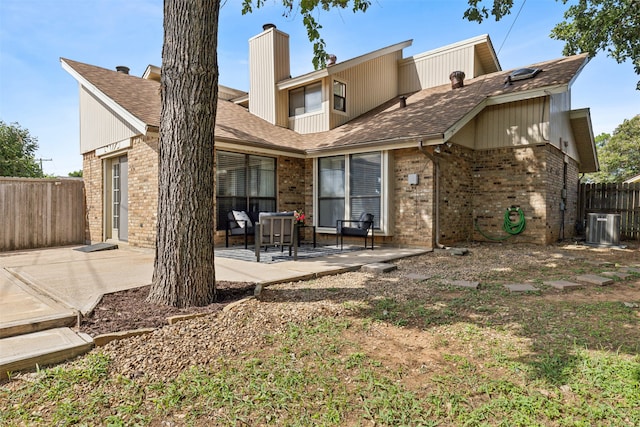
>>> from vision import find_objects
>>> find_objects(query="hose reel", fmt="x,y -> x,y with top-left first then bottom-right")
475,206 -> 526,241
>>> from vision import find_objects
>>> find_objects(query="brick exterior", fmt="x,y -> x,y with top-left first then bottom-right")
82,150 -> 103,244
127,135 -> 159,248
83,139 -> 580,249
392,148 -> 435,247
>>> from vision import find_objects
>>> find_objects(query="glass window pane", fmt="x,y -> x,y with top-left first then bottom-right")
248,155 -> 276,197
319,156 -> 345,197
319,198 -> 344,228
305,82 -> 322,113
217,151 -> 246,197
333,81 -> 345,97
289,87 -> 305,116
350,152 -> 381,197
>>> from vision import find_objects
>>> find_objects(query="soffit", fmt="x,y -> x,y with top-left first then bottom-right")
570,108 -> 598,173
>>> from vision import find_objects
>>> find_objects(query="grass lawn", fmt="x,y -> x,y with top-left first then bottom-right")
1,243 -> 639,426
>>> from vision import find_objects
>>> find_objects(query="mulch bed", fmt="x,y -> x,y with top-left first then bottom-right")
79,282 -> 255,336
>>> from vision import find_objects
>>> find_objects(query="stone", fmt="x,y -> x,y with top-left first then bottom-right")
619,267 -> 640,274
575,274 -> 614,286
405,273 -> 431,281
93,328 -> 155,347
361,263 -> 397,273
545,280 -> 584,290
600,271 -> 630,280
504,283 -> 540,293
623,302 -> 639,308
448,280 -> 480,289
448,248 -> 469,256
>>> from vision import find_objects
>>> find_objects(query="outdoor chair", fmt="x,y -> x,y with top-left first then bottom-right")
225,210 -> 258,249
336,213 -> 374,250
255,212 -> 297,262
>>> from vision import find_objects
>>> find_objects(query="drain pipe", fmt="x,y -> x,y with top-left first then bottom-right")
418,140 -> 446,249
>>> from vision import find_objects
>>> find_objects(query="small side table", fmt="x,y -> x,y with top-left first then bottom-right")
296,225 -> 316,248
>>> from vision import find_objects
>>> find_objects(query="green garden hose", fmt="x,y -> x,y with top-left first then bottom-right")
474,207 -> 526,241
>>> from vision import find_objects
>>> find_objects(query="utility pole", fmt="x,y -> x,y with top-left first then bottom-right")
36,158 -> 52,174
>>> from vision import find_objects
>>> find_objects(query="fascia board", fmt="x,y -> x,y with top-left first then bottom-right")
215,139 -> 306,158
61,59 -> 147,135
277,40 -> 413,91
305,134 -> 444,157
485,84 -> 568,106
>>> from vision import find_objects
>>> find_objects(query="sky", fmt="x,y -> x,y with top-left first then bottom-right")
1,0 -> 638,177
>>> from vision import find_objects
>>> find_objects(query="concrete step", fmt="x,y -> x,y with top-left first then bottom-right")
0,269 -> 78,339
0,327 -> 94,380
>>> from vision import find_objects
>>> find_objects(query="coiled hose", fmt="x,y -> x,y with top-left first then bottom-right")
475,207 -> 526,241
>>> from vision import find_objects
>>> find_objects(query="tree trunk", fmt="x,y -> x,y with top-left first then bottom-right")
147,0 -> 219,307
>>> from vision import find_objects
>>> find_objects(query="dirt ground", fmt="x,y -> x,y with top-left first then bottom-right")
71,240 -> 639,384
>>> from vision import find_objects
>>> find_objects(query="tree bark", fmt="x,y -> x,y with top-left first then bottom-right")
147,0 -> 219,307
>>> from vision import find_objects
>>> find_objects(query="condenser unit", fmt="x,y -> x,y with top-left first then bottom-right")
586,213 -> 621,246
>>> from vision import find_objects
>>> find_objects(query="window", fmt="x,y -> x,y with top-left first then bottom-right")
333,81 -> 346,112
317,152 -> 382,229
216,151 -> 276,230
289,82 -> 322,116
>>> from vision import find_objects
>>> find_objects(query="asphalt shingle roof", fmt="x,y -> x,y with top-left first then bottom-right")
62,53 -> 588,154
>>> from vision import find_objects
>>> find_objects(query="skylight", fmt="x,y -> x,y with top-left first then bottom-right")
509,68 -> 541,81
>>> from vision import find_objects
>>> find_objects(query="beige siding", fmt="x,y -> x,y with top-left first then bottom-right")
330,51 -> 401,128
450,118 -> 476,149
288,110 -> 329,133
399,46 -> 474,94
249,28 -> 290,125
549,91 -> 579,159
474,97 -> 550,149
79,87 -> 137,154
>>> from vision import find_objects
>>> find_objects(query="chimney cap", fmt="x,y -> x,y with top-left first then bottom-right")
449,70 -> 465,89
116,65 -> 130,74
262,23 -> 276,31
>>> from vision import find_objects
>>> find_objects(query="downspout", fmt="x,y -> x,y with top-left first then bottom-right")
418,140 -> 446,249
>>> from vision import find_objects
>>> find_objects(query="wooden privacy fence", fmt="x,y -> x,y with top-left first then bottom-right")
0,177 -> 85,251
578,182 -> 640,240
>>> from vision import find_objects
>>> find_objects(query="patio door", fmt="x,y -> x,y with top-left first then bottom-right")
109,156 -> 128,241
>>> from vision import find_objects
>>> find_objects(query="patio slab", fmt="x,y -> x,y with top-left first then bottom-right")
575,274 -> 614,286
504,283 -> 540,293
545,280 -> 584,290
361,263 -> 398,273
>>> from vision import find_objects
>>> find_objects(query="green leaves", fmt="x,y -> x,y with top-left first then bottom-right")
0,120 -> 44,177
464,0 -> 640,90
586,115 -> 640,182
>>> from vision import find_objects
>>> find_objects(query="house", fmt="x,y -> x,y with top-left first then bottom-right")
61,25 -> 598,249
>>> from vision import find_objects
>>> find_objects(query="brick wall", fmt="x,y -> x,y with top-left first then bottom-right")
82,150 -> 103,244
392,148 -> 435,247
438,144 -> 474,245
127,135 -> 159,248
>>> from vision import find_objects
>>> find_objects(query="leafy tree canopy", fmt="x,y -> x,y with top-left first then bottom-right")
585,115 -> 640,183
0,120 -> 44,178
242,0 -> 371,69
464,0 -> 640,90
68,170 -> 83,177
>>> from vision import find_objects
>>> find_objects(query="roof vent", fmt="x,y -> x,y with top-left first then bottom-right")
508,68 -> 541,82
262,23 -> 276,31
327,54 -> 337,67
399,96 -> 407,108
115,66 -> 130,74
449,71 -> 465,89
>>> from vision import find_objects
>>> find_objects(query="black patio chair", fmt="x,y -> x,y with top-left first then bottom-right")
225,210 -> 255,249
336,213 -> 374,250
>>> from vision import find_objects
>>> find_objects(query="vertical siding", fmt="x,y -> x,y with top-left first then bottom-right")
79,87 -> 137,154
331,51 -> 401,128
549,91 -> 578,157
399,46 -> 474,93
249,29 -> 290,125
0,178 -> 85,251
474,97 -> 549,149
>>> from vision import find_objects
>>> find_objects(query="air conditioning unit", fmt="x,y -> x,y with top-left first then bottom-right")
586,213 -> 621,246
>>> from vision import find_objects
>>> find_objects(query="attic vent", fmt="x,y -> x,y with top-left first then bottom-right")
115,66 -> 130,74
509,68 -> 541,81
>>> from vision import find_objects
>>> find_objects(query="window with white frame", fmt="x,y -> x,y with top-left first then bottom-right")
317,152 -> 382,229
333,80 -> 346,112
289,82 -> 322,116
216,151 -> 276,230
